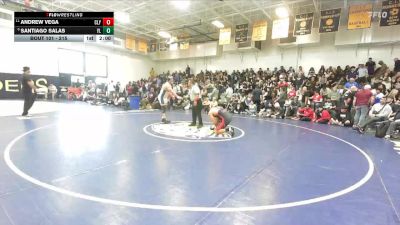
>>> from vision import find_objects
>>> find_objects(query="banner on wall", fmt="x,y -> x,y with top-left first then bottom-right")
272,18 -> 289,39
252,20 -> 267,41
0,73 -> 60,99
235,24 -> 249,42
348,3 -> 372,29
180,42 -> 189,50
125,35 -> 136,50
294,13 -> 314,36
319,8 -> 341,33
159,42 -> 169,51
148,42 -> 157,52
138,41 -> 147,53
380,0 -> 400,26
219,28 -> 231,45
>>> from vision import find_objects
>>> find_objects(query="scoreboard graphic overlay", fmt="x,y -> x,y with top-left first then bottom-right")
14,12 -> 114,43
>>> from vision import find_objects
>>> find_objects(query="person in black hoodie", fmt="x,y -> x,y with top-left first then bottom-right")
21,66 -> 37,116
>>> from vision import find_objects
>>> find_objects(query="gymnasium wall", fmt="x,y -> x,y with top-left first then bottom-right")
0,26 -> 155,86
1,7 -> 400,85
156,33 -> 400,74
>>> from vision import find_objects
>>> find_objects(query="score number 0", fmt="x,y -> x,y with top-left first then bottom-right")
103,18 -> 114,26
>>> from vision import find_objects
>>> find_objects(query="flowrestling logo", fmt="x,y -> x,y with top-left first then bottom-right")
143,121 -> 244,142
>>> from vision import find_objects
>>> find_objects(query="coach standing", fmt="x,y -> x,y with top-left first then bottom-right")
189,79 -> 203,128
22,66 -> 37,116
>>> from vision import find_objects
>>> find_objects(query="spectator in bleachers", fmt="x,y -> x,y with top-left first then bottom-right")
394,58 -> 400,73
107,80 -> 115,99
297,104 -> 315,121
126,82 -> 133,95
115,82 -> 121,95
366,57 -> 376,77
48,84 -> 57,101
308,67 -> 315,77
315,106 -> 331,124
186,65 -> 191,76
353,84 -> 373,129
358,96 -> 393,133
75,78 -> 82,88
247,100 -> 257,116
285,96 -> 300,118
311,90 -> 323,111
385,108 -> 400,139
375,60 -> 389,81
357,64 -> 368,84
150,68 -> 156,78
373,86 -> 385,104
345,78 -> 359,90
346,66 -> 358,81
299,86 -> 312,106
318,65 -> 326,76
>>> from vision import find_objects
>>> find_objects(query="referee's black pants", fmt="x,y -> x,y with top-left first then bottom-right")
191,100 -> 203,125
22,94 -> 35,116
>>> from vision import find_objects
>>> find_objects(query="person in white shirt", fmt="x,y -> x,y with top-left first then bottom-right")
225,85 -> 234,101
357,64 -> 368,84
247,101 -> 257,116
358,96 -> 393,133
188,79 -> 203,128
173,83 -> 183,96
297,66 -> 305,77
107,81 -> 115,99
48,84 -> 57,100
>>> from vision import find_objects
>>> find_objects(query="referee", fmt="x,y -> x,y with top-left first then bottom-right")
188,79 -> 203,128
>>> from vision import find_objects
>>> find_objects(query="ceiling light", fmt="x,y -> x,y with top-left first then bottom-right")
212,20 -> 224,29
158,31 -> 172,39
275,7 -> 289,18
115,12 -> 130,24
170,1 -> 190,10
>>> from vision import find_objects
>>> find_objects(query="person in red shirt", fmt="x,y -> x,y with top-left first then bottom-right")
311,90 -> 323,111
288,87 -> 297,98
126,82 -> 133,95
277,74 -> 288,88
353,84 -> 373,128
315,107 -> 331,124
297,104 -> 315,121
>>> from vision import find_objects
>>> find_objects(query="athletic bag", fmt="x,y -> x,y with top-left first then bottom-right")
375,120 -> 391,138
